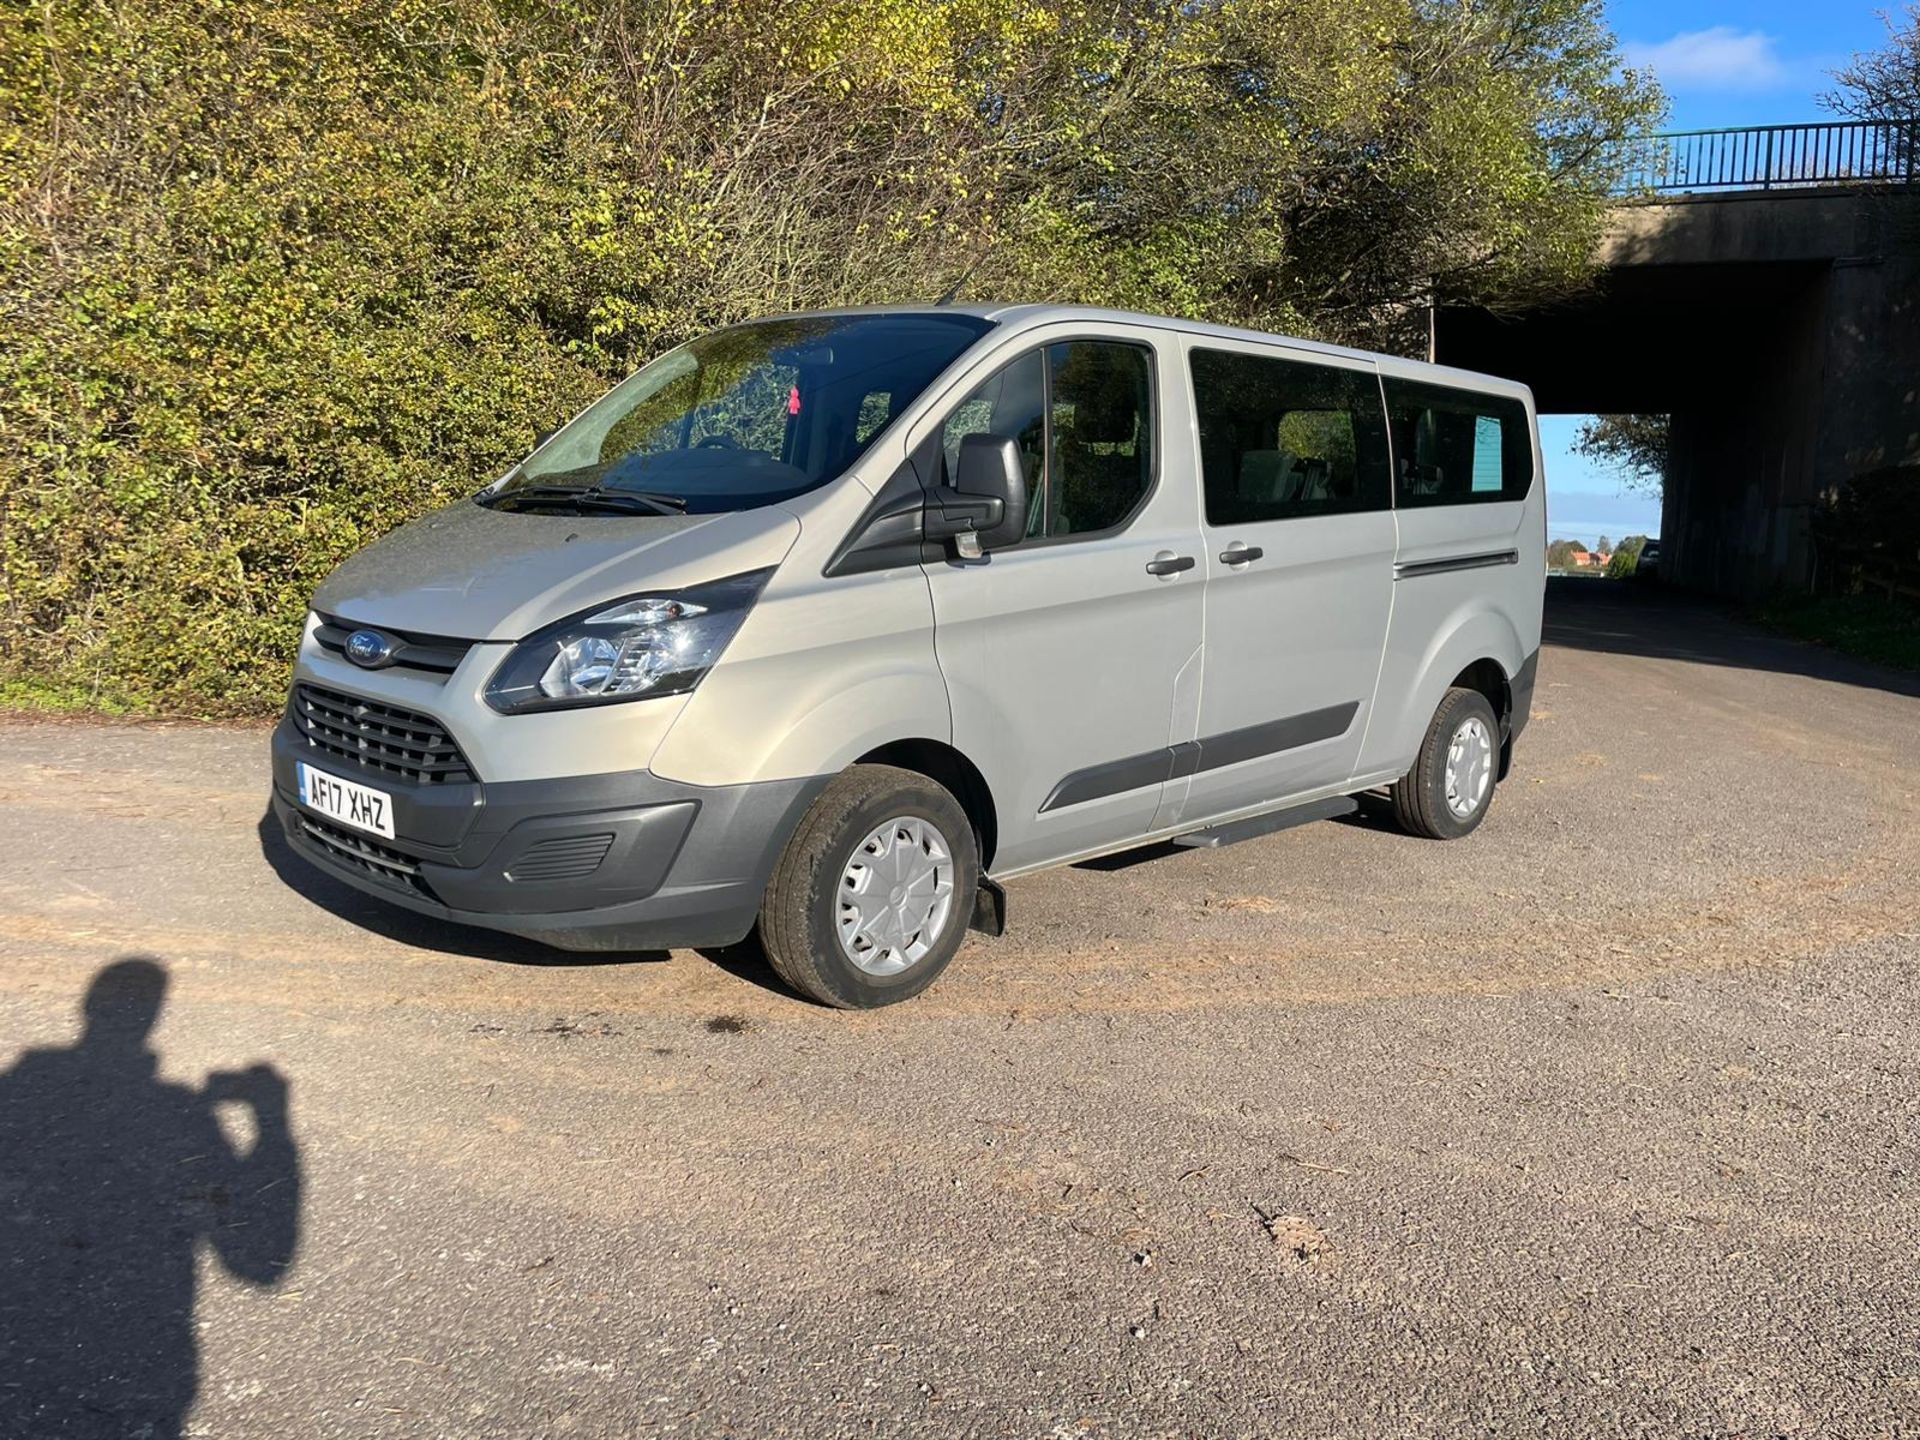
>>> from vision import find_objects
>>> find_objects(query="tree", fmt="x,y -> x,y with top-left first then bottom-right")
0,0 -> 1669,714
1606,534 -> 1647,578
1547,538 -> 1586,569
1574,414 -> 1669,495
1595,534 -> 1613,556
1824,5 -> 1920,163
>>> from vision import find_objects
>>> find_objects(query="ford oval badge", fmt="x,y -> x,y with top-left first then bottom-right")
345,629 -> 396,669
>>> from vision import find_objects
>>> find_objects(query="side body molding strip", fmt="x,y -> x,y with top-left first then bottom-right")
1039,701 -> 1360,813
1394,548 -> 1519,580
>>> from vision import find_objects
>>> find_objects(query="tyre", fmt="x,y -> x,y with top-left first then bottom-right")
1389,687 -> 1501,840
758,764 -> 979,1008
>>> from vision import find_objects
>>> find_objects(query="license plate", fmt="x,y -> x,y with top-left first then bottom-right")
296,761 -> 395,839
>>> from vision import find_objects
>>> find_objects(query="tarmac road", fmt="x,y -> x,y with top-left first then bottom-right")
2,579 -> 1918,1438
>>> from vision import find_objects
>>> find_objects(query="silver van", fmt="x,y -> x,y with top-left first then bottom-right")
271,305 -> 1544,1007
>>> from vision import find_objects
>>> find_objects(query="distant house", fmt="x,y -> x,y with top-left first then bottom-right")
1569,549 -> 1591,567
1592,550 -> 1612,568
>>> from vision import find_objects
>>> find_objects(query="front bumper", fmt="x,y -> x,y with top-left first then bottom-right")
270,716 -> 825,952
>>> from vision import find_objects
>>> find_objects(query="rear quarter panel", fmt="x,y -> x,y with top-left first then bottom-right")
1356,370 -> 1545,778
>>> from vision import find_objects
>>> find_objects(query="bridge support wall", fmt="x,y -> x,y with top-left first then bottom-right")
1437,188 -> 1920,599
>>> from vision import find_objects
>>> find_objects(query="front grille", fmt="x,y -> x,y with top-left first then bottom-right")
313,615 -> 475,677
292,684 -> 475,785
297,814 -> 437,899
506,833 -> 616,883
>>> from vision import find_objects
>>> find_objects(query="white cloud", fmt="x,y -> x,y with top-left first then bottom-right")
1623,27 -> 1791,91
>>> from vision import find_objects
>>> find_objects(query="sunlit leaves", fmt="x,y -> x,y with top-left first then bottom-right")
0,0 -> 1661,713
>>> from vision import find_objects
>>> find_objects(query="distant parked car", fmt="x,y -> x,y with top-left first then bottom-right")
1637,540 -> 1660,580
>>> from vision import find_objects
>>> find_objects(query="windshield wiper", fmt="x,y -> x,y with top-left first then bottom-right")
486,484 -> 688,517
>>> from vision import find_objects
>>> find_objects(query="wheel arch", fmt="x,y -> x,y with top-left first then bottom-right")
1363,602 -> 1526,780
1449,656 -> 1513,734
856,738 -> 1000,871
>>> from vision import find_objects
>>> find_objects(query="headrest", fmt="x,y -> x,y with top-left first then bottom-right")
1055,354 -> 1140,444
1238,450 -> 1290,502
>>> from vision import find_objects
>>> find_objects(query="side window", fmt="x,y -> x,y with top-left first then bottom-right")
1382,378 -> 1533,507
941,350 -> 1046,535
1046,342 -> 1154,536
939,340 -> 1155,542
1189,348 -> 1390,526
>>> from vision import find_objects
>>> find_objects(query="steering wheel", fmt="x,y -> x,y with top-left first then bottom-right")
695,434 -> 739,450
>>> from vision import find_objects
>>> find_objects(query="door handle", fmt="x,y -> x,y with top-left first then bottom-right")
1145,552 -> 1196,577
1219,543 -> 1265,566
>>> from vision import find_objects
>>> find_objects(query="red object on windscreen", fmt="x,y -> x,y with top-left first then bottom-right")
788,385 -> 802,417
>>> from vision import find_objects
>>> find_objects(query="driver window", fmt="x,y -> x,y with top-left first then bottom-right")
938,341 -> 1155,542
940,350 -> 1047,537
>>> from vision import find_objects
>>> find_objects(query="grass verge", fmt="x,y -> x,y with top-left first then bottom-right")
1750,592 -> 1920,672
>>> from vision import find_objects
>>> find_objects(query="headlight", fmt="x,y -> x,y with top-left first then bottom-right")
484,569 -> 771,714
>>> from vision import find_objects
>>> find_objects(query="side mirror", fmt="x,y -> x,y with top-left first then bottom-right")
927,433 -> 1028,555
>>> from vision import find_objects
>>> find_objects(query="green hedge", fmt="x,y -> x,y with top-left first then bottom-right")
0,0 -> 1659,715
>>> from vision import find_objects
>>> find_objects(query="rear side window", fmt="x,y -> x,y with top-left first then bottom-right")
1382,379 -> 1533,507
1189,349 -> 1390,525
940,340 -> 1155,542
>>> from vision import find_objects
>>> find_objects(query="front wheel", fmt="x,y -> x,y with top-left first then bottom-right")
758,764 -> 979,1008
1389,687 -> 1501,840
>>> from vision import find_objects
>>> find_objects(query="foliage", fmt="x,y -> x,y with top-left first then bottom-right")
1,0 -> 1664,715
1825,6 -> 1920,129
1605,534 -> 1646,578
1573,413 -> 1667,495
1547,537 -> 1585,568
1812,464 -> 1920,601
1753,593 -> 1920,673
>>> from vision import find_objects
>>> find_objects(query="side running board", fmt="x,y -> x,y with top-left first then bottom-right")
1171,795 -> 1359,849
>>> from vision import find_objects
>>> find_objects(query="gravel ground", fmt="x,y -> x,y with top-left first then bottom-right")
1,579 -> 1917,1439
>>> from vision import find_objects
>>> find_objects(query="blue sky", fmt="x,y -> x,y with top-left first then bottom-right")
1542,0 -> 1897,545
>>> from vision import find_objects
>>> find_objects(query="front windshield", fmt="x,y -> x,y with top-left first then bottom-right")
487,313 -> 994,514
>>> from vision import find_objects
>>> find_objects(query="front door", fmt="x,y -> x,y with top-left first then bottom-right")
1168,339 -> 1396,828
920,327 -> 1205,874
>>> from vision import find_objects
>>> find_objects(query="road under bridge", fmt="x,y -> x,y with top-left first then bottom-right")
1437,122 -> 1920,597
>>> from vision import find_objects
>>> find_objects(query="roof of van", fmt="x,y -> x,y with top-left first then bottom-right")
751,302 -> 1534,400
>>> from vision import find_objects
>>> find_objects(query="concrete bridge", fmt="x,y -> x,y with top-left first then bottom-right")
1436,121 -> 1920,598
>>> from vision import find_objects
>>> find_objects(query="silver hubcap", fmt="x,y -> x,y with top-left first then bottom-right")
1444,715 -> 1494,819
836,816 -> 956,976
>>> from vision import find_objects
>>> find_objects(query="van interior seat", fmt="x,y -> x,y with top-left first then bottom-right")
1056,383 -> 1143,531
1295,457 -> 1333,501
1238,449 -> 1298,503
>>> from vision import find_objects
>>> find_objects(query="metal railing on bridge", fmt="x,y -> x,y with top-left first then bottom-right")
1613,120 -> 1918,194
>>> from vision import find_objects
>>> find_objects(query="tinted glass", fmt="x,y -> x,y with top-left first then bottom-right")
941,349 -> 1047,537
496,313 -> 993,514
1189,349 -> 1390,525
940,341 -> 1155,541
1382,378 -> 1533,507
1046,342 -> 1154,535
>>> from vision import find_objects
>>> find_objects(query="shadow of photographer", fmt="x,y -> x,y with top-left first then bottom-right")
0,957 -> 301,1439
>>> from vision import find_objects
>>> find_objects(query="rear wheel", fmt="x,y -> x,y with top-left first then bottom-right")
1390,687 -> 1501,840
758,764 -> 979,1008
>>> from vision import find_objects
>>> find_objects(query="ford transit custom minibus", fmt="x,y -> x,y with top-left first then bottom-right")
271,306 -> 1544,1007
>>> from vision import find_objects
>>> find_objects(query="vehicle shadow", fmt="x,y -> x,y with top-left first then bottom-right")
256,812 -> 803,998
1543,576 -> 1920,698
0,957 -> 301,1440
255,810 -> 660,966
